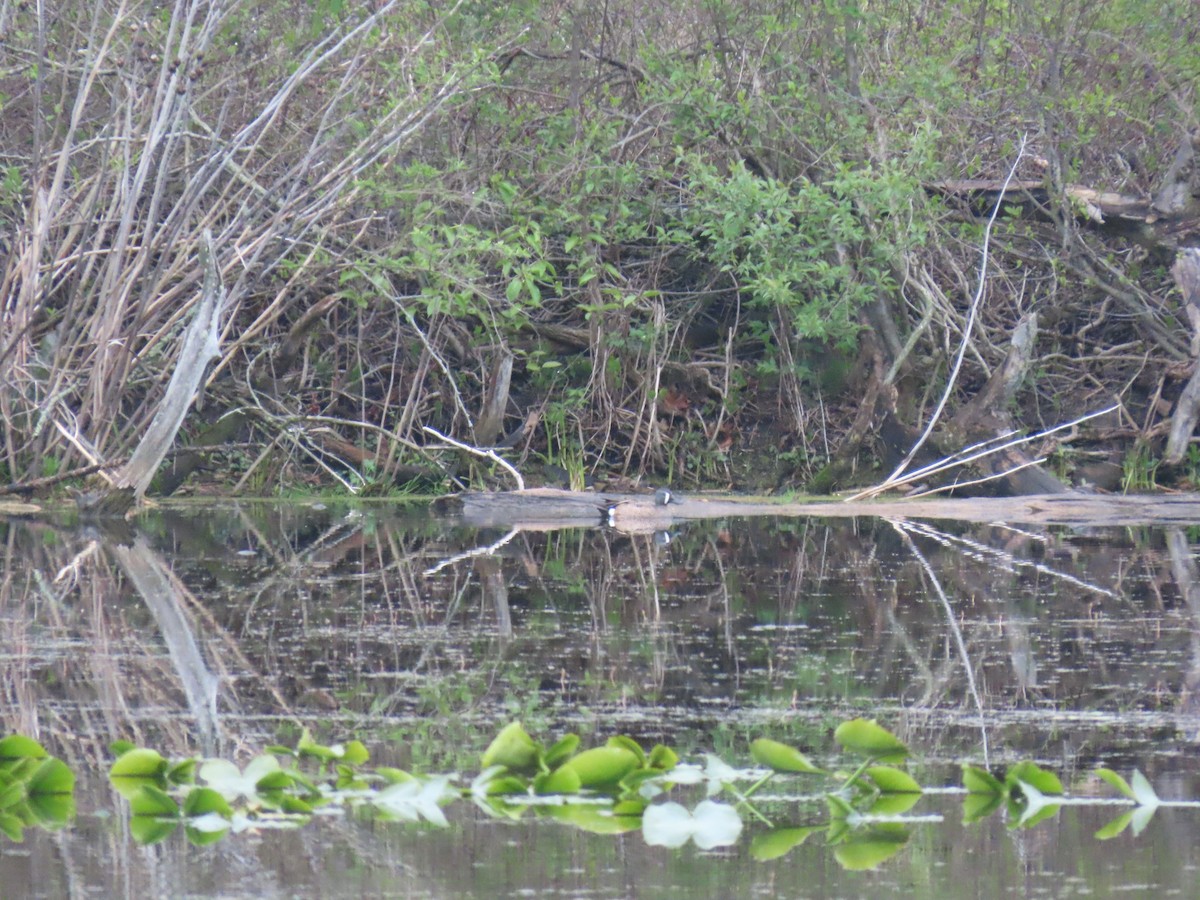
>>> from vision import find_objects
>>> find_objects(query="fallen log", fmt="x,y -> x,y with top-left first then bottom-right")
434,487 -> 1200,529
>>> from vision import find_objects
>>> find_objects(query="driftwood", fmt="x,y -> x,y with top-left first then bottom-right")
435,487 -> 1200,529
113,230 -> 225,499
1165,248 -> 1200,465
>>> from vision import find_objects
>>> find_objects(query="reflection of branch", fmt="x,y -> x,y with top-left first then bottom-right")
109,538 -> 222,753
423,426 -> 525,490
890,519 -> 990,767
424,527 -> 520,576
901,520 -> 1118,599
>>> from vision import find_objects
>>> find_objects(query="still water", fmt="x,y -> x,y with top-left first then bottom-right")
1,501 -> 1199,898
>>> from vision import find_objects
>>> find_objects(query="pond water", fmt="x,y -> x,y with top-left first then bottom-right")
2,500 -> 1199,898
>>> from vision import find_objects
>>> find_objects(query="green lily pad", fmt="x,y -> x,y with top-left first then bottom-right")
962,764 -> 1005,796
110,748 -> 169,781
750,738 -> 823,774
534,765 -> 582,795
865,765 -> 920,794
561,746 -> 640,789
834,719 -> 908,762
481,722 -> 541,773
833,828 -> 910,870
543,734 -> 580,769
750,826 -> 821,861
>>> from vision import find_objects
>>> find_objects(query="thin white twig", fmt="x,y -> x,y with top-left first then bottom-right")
423,426 -> 525,490
862,134 -> 1028,498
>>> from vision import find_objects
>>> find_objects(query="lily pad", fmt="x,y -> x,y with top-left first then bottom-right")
834,719 -> 908,762
750,738 -> 823,774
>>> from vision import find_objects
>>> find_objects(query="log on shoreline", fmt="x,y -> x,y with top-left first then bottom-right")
433,488 -> 1200,529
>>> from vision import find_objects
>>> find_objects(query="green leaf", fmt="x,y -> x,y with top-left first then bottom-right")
865,765 -> 920,794
0,736 -> 48,762
130,784 -> 179,818
110,748 -> 169,781
341,741 -> 369,767
750,738 -> 823,774
0,812 -> 24,842
1095,767 -> 1135,800
481,722 -> 541,773
825,793 -> 855,820
962,792 -> 1004,823
130,815 -> 178,844
833,828 -> 910,870
28,758 -> 74,795
26,792 -> 75,829
297,729 -> 338,763
605,736 -> 645,767
750,826 -> 821,861
1005,762 -> 1062,796
109,740 -> 137,758
543,734 -> 580,770
0,780 -> 24,810
834,719 -> 908,762
182,787 -> 232,818
1095,810 -> 1134,840
167,758 -> 197,785
646,744 -> 678,772
962,764 -> 1005,796
868,792 -> 921,815
534,766 -> 582,795
561,746 -> 640,788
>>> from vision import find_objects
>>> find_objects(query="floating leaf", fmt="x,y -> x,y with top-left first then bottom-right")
296,730 -> 338,763
865,765 -> 920,794
646,744 -> 678,772
0,812 -> 23,842
182,787 -> 232,819
606,736 -> 646,768
110,748 -> 169,781
481,722 -> 541,774
28,758 -> 74,796
1005,762 -> 1062,796
0,736 -> 48,763
962,765 -> 1004,796
834,719 -> 908,762
545,803 -> 641,835
0,780 -> 24,811
750,738 -> 822,774
832,827 -> 910,870
185,811 -> 231,846
534,766 -> 582,796
1095,810 -> 1134,840
130,815 -> 178,845
1095,767 -> 1134,800
962,792 -> 1004,824
750,827 -> 821,861
561,746 -> 640,789
543,734 -> 580,769
109,740 -> 136,759
868,792 -> 921,816
130,784 -> 179,818
1008,780 -> 1061,829
167,758 -> 197,785
825,793 -> 856,820
26,792 -> 75,830
341,741 -> 369,767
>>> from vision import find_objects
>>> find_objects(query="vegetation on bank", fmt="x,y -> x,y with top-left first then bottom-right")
1,0 -> 1197,498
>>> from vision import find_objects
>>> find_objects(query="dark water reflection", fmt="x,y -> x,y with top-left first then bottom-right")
2,501 -> 1200,898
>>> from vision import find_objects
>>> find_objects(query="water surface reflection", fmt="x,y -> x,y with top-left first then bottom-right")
1,502 -> 1198,897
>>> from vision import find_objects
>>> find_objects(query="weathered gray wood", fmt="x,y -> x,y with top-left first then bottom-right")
438,487 -> 1200,528
1166,248 -> 1200,465
114,230 -> 224,497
